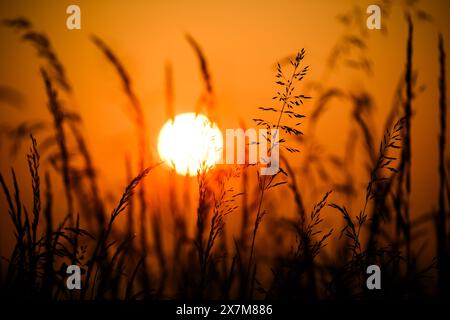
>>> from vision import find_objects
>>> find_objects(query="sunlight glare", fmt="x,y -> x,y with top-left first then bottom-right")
157,113 -> 223,176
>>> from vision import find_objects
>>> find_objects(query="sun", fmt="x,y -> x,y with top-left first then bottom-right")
157,112 -> 223,176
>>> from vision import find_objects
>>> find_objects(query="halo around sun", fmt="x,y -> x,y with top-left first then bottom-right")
157,112 -> 223,176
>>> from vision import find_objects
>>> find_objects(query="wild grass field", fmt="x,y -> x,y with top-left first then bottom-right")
0,0 -> 449,300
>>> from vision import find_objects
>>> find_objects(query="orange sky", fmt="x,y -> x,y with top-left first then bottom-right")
1,0 -> 450,249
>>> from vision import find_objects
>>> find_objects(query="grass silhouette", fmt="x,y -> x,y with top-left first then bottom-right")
0,7 -> 449,300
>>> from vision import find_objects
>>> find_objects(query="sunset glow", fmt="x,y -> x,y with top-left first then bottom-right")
1,0 -> 449,306
157,113 -> 223,176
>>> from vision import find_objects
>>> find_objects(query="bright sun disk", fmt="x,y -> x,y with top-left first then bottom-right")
157,112 -> 223,176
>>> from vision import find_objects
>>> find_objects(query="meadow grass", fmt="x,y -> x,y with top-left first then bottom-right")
0,9 -> 449,300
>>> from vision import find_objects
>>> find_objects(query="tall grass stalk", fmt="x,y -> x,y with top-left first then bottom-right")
41,69 -> 74,225
437,33 -> 448,296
